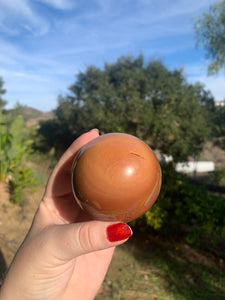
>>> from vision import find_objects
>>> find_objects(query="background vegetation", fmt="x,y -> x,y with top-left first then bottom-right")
36,56 -> 216,161
1,52 -> 225,243
0,2 -> 225,298
0,78 -> 37,203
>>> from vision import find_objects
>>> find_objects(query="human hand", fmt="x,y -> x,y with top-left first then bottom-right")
0,129 -> 132,300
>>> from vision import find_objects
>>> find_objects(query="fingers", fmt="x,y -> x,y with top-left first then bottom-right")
46,221 -> 133,261
44,129 -> 99,200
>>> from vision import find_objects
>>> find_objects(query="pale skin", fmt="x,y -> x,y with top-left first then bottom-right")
0,129 -> 132,300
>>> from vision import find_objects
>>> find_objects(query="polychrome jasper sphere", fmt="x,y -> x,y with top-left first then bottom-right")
71,133 -> 161,222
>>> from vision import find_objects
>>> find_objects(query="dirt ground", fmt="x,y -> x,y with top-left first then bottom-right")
0,182 -> 44,282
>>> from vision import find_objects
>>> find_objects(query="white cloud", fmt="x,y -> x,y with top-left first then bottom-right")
36,0 -> 75,10
0,0 -> 49,35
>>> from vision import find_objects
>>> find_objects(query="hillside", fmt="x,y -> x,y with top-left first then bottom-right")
6,105 -> 54,127
21,106 -> 54,127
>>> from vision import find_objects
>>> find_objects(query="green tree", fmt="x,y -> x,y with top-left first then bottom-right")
37,55 -> 211,161
193,82 -> 218,135
195,0 -> 225,74
215,105 -> 225,137
0,77 -> 7,109
140,61 -> 210,160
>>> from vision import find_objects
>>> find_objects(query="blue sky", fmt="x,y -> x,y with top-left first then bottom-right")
0,0 -> 224,112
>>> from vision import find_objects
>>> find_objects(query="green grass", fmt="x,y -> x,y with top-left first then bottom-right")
96,231 -> 225,300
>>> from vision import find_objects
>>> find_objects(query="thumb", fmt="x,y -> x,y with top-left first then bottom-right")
47,221 -> 133,261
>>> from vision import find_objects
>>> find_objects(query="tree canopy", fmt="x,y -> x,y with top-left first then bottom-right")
195,0 -> 225,74
37,55 -> 212,161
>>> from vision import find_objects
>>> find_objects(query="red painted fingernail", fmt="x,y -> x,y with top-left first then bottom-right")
106,223 -> 132,242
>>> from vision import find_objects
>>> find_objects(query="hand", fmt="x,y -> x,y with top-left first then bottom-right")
0,129 -> 132,300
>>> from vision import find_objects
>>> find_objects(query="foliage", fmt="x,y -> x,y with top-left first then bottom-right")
0,110 -> 10,180
4,102 -> 28,124
0,77 -> 7,109
193,82 -> 218,135
131,164 -> 225,244
9,167 -> 37,204
0,112 -> 33,181
37,55 -> 211,161
209,168 -> 225,186
0,109 -> 37,203
214,105 -> 225,137
36,117 -> 73,158
195,0 -> 225,74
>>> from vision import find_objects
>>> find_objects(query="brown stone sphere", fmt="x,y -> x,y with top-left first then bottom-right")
71,133 -> 161,222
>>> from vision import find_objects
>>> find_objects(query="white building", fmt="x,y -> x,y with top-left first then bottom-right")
215,100 -> 225,107
175,161 -> 215,174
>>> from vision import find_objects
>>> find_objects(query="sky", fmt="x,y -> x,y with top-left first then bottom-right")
0,0 -> 224,112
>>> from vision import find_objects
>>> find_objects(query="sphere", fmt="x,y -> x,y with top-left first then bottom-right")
71,133 -> 161,222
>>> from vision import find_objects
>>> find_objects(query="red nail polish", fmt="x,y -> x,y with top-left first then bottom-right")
106,223 -> 132,242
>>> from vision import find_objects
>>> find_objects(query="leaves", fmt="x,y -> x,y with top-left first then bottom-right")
9,167 -> 37,204
133,164 -> 225,244
195,0 -> 225,74
0,77 -> 7,109
0,106 -> 38,203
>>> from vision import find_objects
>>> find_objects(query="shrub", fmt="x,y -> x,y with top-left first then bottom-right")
209,168 -> 225,186
9,167 -> 37,204
0,111 -> 37,203
131,164 -> 225,244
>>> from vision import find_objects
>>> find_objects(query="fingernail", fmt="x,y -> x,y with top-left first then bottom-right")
106,223 -> 132,242
89,128 -> 99,134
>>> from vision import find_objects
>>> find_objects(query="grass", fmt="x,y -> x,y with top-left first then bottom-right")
96,230 -> 225,300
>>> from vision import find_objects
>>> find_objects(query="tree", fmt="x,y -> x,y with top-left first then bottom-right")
195,1 -> 225,74
37,55 -> 211,161
193,82 -> 218,135
0,77 -> 7,109
145,66 -> 210,160
214,105 -> 225,138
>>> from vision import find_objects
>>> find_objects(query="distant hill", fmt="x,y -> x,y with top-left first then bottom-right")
21,106 -> 54,127
6,105 -> 54,128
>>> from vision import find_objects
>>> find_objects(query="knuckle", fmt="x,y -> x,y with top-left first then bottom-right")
77,222 -> 95,253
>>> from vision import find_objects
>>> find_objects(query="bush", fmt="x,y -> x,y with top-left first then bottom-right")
9,167 -> 37,204
0,111 -> 38,203
131,164 -> 225,244
209,168 -> 225,186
